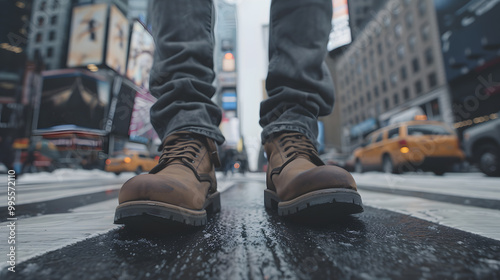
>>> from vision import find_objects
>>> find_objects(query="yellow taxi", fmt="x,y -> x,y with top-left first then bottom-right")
105,151 -> 158,175
353,120 -> 464,175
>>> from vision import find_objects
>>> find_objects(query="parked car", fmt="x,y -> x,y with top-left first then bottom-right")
462,114 -> 500,177
105,151 -> 158,175
353,120 -> 464,175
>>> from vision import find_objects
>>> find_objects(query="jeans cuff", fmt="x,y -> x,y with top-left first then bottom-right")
261,123 -> 319,149
166,126 -> 226,146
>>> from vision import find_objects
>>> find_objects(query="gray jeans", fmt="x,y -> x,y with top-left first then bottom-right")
149,0 -> 334,147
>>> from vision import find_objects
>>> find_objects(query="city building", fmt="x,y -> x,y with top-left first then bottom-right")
26,0 -> 74,70
0,0 -> 33,101
325,0 -> 452,153
26,0 -> 128,70
0,0 -> 33,170
433,0 -> 500,135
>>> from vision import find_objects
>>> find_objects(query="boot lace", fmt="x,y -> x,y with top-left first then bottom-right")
278,132 -> 319,160
159,135 -> 203,165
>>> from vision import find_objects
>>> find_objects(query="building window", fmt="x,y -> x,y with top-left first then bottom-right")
400,66 -> 408,81
360,96 -> 364,106
390,72 -> 398,86
374,86 -> 380,98
397,44 -> 405,59
51,15 -> 57,25
36,32 -> 42,42
421,24 -> 430,41
393,93 -> 399,105
367,91 -> 372,102
403,87 -> 410,100
47,47 -> 53,58
406,13 -> 414,28
415,80 -> 423,95
49,31 -> 56,41
412,57 -> 420,73
52,0 -> 60,10
392,3 -> 401,18
428,72 -> 438,88
384,98 -> 390,110
408,35 -> 416,52
377,43 -> 383,55
38,16 -> 45,27
431,99 -> 440,117
424,47 -> 434,65
40,1 -> 47,11
394,24 -> 403,39
382,80 -> 388,92
383,14 -> 391,27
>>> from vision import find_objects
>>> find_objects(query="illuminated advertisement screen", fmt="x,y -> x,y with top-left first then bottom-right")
37,70 -> 110,131
328,0 -> 352,52
435,0 -> 500,81
67,4 -> 107,67
129,90 -> 159,143
106,5 -> 130,75
126,21 -> 155,90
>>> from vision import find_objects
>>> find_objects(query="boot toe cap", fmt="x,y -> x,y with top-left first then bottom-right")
278,165 -> 358,201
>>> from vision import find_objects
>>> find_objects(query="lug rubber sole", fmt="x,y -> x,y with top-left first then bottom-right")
114,192 -> 221,228
264,188 -> 363,221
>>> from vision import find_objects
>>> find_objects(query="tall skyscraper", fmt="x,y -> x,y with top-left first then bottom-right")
323,0 -> 451,153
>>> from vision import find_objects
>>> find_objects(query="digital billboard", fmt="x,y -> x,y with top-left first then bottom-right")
36,70 -> 110,131
434,0 -> 500,82
129,90 -> 159,143
126,21 -> 155,90
67,4 -> 108,67
106,5 -> 130,75
328,0 -> 352,52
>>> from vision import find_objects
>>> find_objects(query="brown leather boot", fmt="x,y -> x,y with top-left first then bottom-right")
114,131 -> 221,227
264,132 -> 363,220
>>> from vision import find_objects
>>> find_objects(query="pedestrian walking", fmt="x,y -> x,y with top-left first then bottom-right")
114,0 -> 363,228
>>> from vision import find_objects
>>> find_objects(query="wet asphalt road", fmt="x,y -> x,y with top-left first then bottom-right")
3,181 -> 500,280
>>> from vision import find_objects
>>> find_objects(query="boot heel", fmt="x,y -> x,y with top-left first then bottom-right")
264,189 -> 279,210
206,192 -> 221,214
